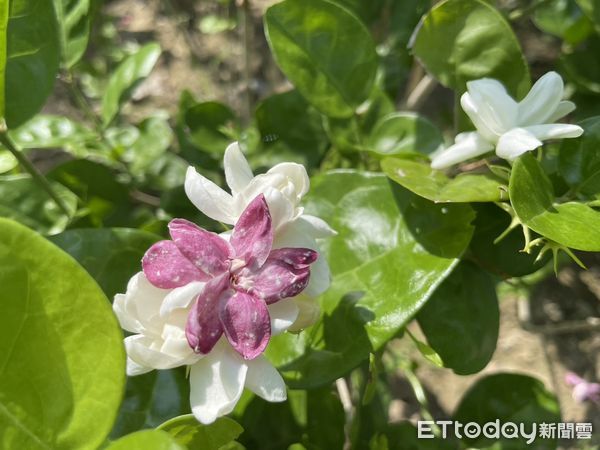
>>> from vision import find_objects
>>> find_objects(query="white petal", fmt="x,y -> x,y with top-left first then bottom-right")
126,357 -> 153,376
465,78 -> 518,137
288,294 -> 320,332
263,187 -> 295,230
160,281 -> 204,317
305,252 -> 331,298
518,71 -> 564,126
525,123 -> 584,141
113,293 -> 141,334
496,128 -> 542,160
189,345 -> 248,424
267,162 -> 310,199
430,132 -> 494,169
547,101 -> 576,123
118,272 -> 167,334
125,335 -> 187,370
291,215 -> 337,238
185,166 -> 236,224
224,142 -> 254,195
268,300 -> 299,335
245,355 -> 287,402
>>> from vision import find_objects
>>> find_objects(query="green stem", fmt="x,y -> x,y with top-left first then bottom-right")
0,126 -> 71,216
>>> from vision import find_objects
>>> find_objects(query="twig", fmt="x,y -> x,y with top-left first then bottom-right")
404,74 -> 437,111
0,123 -> 71,216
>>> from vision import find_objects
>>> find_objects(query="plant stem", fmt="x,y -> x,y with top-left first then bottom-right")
0,126 -> 71,216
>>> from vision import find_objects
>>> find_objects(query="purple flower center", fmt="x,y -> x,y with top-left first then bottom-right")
141,194 -> 318,360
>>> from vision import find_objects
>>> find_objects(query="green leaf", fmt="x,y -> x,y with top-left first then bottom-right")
253,89 -> 328,170
510,153 -> 600,251
0,175 -> 77,234
0,149 -> 16,173
177,98 -> 237,156
4,0 -> 61,128
234,388 -> 345,450
105,430 -> 185,450
0,218 -> 125,449
560,35 -> 600,94
53,0 -> 99,68
454,373 -> 560,449
125,115 -> 173,176
469,203 -> 550,277
50,228 -> 160,299
101,43 -> 161,126
558,116 -> 600,194
417,261 -> 499,374
533,0 -> 592,44
382,157 -> 506,203
264,0 -> 378,118
576,0 -> 600,32
266,171 -> 474,388
111,368 -> 190,439
8,114 -> 95,149
412,0 -> 530,97
371,422 -> 456,450
406,331 -> 444,368
0,0 -> 7,120
366,112 -> 443,157
157,415 -> 243,450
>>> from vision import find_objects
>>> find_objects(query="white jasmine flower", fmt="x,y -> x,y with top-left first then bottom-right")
431,72 -> 584,169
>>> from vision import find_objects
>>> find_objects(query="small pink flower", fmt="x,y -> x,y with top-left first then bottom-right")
142,194 -> 317,360
565,371 -> 600,404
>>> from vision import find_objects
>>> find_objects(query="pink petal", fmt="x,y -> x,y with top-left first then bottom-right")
230,194 -> 273,268
142,240 -> 207,289
219,291 -> 271,360
246,248 -> 316,304
186,274 -> 230,354
169,219 -> 232,277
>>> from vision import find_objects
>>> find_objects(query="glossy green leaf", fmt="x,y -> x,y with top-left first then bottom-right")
234,388 -> 344,450
253,89 -> 328,169
53,0 -> 98,68
4,0 -> 61,128
558,116 -> 600,195
412,0 -> 530,97
326,0 -> 386,24
0,218 -> 125,449
50,228 -> 160,299
511,153 -> 600,251
101,42 -> 161,126
366,112 -> 443,157
125,116 -> 173,176
382,157 -> 506,203
0,0 -> 7,120
561,35 -> 600,94
267,171 -> 475,388
576,0 -> 600,32
533,0 -> 592,44
407,331 -> 444,368
0,175 -> 77,234
105,430 -> 185,450
454,373 -> 560,449
0,149 -> 16,173
417,262 -> 499,375
8,114 -> 95,150
264,0 -> 378,118
177,97 -> 236,156
111,368 -> 190,439
469,203 -> 550,277
157,415 -> 243,450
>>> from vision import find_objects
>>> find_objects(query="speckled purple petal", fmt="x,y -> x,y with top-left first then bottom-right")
142,240 -> 207,288
219,291 -> 271,360
186,274 -> 230,354
247,248 -> 316,304
169,219 -> 232,277
230,194 -> 273,268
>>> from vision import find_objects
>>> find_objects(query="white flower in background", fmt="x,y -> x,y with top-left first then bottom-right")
185,142 -> 335,327
431,71 -> 584,169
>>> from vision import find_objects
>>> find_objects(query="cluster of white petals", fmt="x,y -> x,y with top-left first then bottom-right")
431,72 -> 584,169
114,143 -> 334,424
